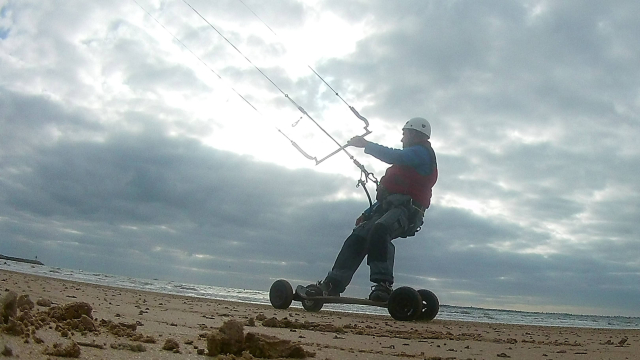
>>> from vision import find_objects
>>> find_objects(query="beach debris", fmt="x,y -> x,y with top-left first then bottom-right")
48,307 -> 98,335
208,320 -> 246,355
617,337 -> 628,346
48,302 -> 93,321
17,294 -> 34,311
99,319 -> 138,337
1,291 -> 18,323
162,338 -> 181,353
207,319 -> 314,358
522,338 -> 583,347
76,341 -> 106,349
1,344 -> 13,357
244,332 -> 312,359
43,340 -> 81,358
1,292 -> 161,346
110,342 -> 147,352
216,351 -> 256,359
262,317 -> 344,334
2,318 -> 25,336
130,333 -> 157,343
79,314 -> 97,332
496,352 -> 511,358
36,298 -> 52,307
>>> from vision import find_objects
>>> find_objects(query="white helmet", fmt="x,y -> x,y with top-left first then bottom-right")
403,117 -> 431,138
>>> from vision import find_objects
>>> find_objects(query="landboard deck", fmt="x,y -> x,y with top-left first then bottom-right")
294,285 -> 387,308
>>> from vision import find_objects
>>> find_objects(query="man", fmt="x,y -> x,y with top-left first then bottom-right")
309,117 -> 438,302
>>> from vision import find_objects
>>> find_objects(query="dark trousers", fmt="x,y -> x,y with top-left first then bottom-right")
325,194 -> 421,292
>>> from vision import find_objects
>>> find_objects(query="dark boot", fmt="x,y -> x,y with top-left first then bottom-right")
306,279 -> 341,297
368,282 -> 392,302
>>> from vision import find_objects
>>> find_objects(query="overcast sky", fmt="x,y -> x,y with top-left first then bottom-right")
2,0 -> 639,317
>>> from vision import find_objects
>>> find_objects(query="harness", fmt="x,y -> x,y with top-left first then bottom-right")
357,195 -> 426,238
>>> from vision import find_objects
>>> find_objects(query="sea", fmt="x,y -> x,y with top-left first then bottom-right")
2,260 -> 639,330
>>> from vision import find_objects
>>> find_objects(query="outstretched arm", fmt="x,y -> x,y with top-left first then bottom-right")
366,143 -> 434,176
347,136 -> 433,172
346,135 -> 369,148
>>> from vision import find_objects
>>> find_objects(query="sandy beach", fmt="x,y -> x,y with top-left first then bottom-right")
1,269 -> 637,359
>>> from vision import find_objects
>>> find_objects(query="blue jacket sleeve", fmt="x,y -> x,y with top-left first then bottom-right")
364,143 -> 433,175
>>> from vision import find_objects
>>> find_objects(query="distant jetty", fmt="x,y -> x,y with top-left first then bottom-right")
0,254 -> 44,265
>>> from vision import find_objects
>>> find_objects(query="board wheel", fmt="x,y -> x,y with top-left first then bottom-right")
417,289 -> 439,321
269,279 -> 294,309
301,284 -> 324,312
387,286 -> 422,321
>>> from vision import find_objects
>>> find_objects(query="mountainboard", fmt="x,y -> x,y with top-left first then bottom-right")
268,279 -> 439,322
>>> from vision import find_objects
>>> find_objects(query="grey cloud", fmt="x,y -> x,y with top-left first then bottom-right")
320,0 -> 640,128
0,88 -> 104,154
1,90 -> 363,287
4,131 -> 351,226
398,235 -> 640,311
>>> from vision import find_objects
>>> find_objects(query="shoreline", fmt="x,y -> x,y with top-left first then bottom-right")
5,263 -> 639,329
1,268 -> 638,359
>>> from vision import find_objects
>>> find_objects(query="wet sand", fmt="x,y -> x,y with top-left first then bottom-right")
1,268 -> 637,359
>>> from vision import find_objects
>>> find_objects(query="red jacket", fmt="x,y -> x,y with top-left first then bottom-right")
379,164 -> 438,208
376,144 -> 438,208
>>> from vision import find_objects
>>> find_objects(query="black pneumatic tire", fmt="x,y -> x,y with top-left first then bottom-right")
301,284 -> 324,312
417,289 -> 439,321
269,279 -> 294,309
301,298 -> 324,312
387,287 -> 423,321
